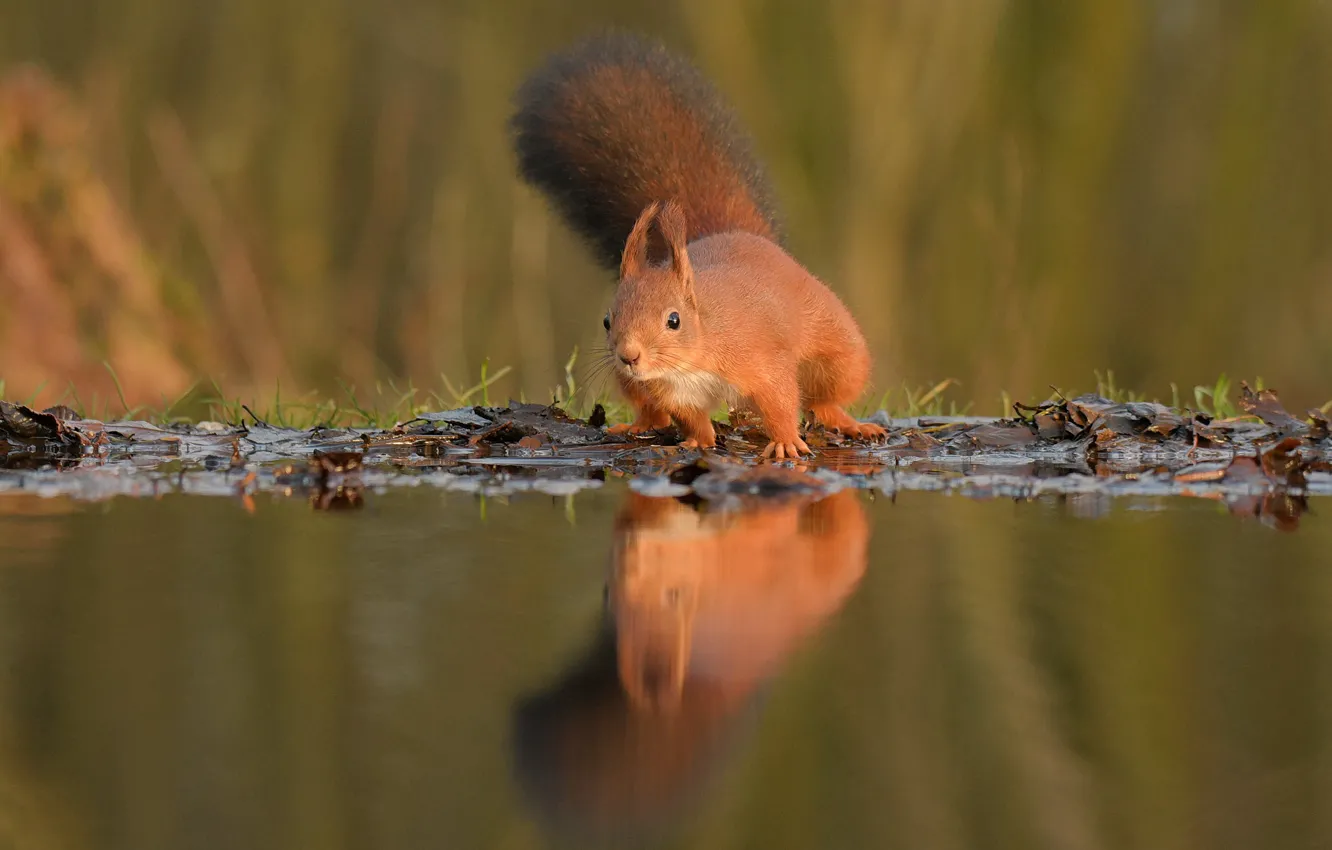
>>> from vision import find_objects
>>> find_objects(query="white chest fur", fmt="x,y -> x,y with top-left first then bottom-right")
652,369 -> 733,412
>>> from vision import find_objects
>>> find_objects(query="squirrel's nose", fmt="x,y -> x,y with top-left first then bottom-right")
618,345 -> 642,366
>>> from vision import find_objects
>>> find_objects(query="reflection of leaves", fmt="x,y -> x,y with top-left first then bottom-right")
663,455 -> 840,503
269,450 -> 367,511
1172,437 -> 1319,531
312,450 -> 363,475
1237,492 -> 1307,532
1259,437 -> 1307,488
310,486 -> 363,511
1175,438 -> 1310,488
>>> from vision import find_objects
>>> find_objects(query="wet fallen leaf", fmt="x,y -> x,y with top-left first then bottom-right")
954,421 -> 1038,450
1033,410 -> 1066,440
1066,396 -> 1182,439
1143,406 -> 1185,437
469,420 -> 534,446
41,404 -> 82,421
1309,409 -> 1330,442
801,427 -> 835,450
0,401 -> 70,442
1239,382 -> 1305,434
904,430 -> 943,451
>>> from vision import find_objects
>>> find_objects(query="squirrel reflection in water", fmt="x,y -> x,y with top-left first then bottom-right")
510,487 -> 870,844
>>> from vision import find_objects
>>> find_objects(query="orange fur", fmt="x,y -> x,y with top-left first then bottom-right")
506,488 -> 871,834
606,204 -> 885,456
609,489 -> 870,710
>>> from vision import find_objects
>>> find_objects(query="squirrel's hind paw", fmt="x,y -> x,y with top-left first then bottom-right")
607,421 -> 660,438
847,422 -> 888,442
811,405 -> 887,442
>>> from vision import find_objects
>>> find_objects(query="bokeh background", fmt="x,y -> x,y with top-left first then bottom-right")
2,0 -> 1330,415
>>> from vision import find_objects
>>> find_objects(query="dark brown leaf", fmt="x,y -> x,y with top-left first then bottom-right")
1308,408 -> 1329,442
1033,410 -> 1066,440
1239,382 -> 1305,433
41,404 -> 82,421
468,420 -> 533,446
0,401 -> 69,442
957,422 -> 1038,449
904,429 -> 943,451
1065,397 -> 1104,431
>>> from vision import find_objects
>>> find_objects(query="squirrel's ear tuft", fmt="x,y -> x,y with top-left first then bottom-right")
656,199 -> 693,289
620,201 -> 660,281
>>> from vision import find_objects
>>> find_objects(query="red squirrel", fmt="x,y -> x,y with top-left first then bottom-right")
511,33 -> 886,458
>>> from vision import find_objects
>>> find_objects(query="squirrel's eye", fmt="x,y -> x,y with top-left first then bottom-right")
603,313 -> 611,331
666,312 -> 681,330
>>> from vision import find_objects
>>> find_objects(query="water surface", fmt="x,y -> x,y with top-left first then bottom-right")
1,486 -> 1329,850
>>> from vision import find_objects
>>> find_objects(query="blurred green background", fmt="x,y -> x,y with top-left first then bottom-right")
2,0 -> 1329,414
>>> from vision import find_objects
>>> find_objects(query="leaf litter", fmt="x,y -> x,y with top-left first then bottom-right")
2,382 -> 1329,529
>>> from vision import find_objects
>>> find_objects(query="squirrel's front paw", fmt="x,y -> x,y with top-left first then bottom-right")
761,437 -> 812,459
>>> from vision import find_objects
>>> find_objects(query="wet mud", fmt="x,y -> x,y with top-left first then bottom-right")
2,384 -> 1330,529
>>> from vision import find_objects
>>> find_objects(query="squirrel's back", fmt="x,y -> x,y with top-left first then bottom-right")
510,32 -> 782,270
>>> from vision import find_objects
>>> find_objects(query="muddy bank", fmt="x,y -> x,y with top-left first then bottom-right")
2,385 -> 1330,528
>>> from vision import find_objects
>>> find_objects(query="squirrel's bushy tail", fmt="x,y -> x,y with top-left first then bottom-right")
510,32 -> 783,270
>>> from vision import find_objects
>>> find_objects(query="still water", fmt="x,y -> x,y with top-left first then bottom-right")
0,485 -> 1329,850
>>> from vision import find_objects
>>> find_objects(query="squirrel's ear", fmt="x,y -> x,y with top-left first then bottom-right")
655,199 -> 692,282
620,202 -> 660,281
